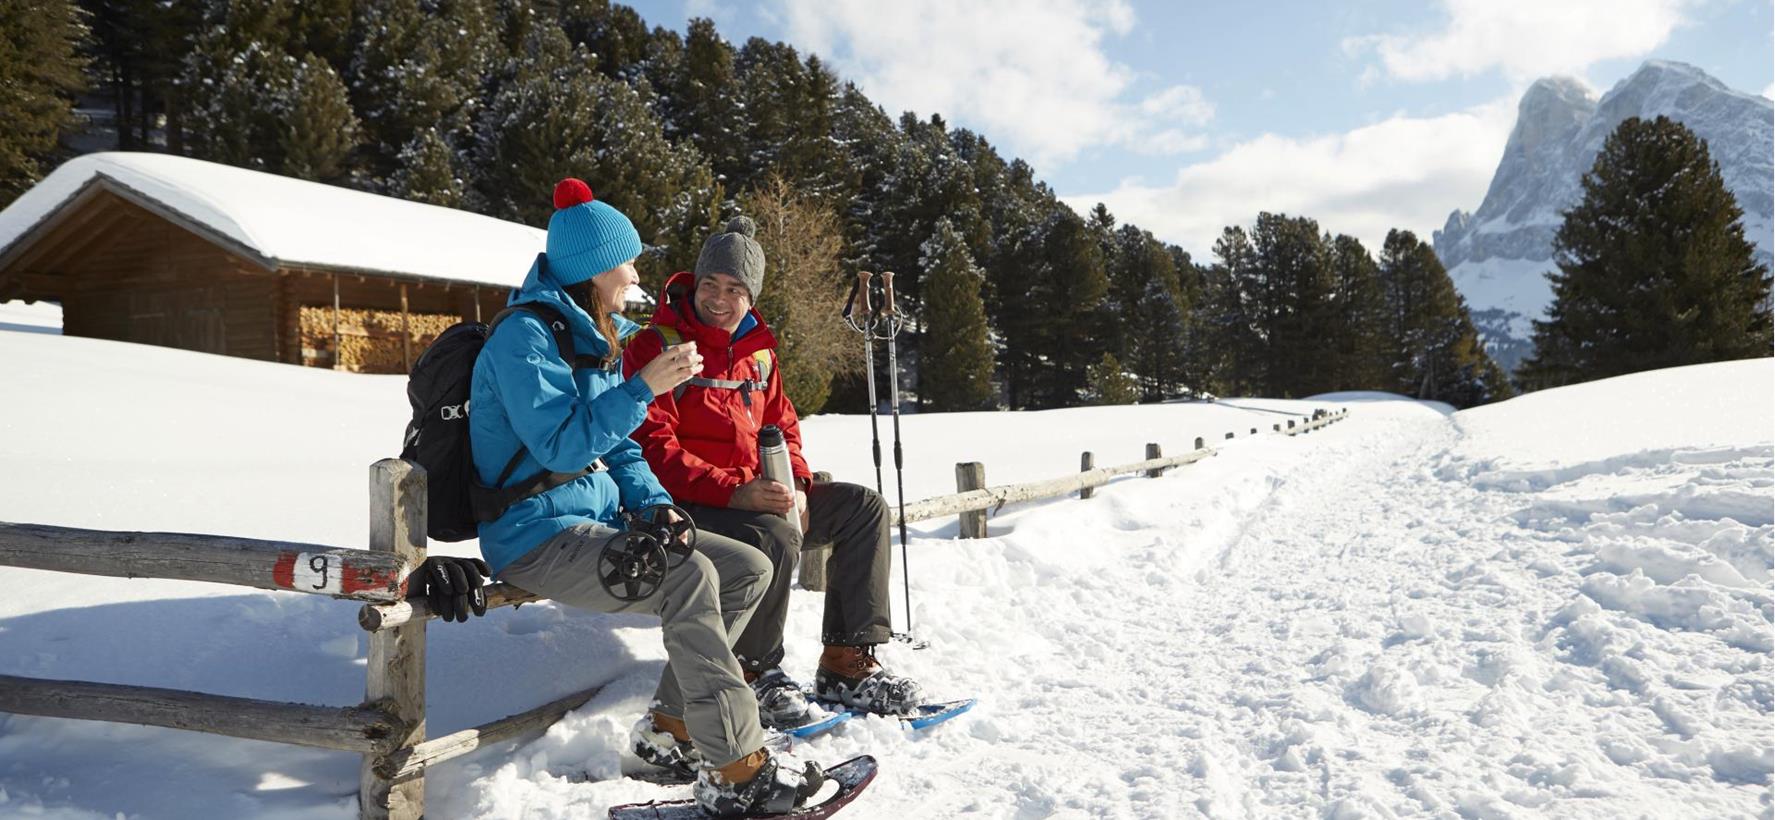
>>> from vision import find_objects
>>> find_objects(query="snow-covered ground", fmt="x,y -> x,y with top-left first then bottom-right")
0,324 -> 1769,819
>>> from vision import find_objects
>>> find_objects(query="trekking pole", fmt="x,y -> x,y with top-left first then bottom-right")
879,272 -> 926,650
842,271 -> 885,498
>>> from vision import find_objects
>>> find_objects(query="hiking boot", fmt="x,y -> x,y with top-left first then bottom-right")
694,747 -> 825,817
749,667 -> 822,731
629,710 -> 700,781
813,644 -> 925,716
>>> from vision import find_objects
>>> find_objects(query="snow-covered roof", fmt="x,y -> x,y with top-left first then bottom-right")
0,153 -> 558,293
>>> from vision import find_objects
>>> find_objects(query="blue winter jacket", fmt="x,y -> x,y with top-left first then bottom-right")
469,254 -> 673,574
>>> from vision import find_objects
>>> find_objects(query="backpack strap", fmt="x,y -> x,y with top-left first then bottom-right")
493,301 -> 609,371
648,323 -> 775,407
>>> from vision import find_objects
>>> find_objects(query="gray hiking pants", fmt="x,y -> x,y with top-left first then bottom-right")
497,522 -> 770,767
684,480 -> 894,673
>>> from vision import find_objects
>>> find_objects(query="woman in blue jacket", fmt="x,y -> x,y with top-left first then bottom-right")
470,179 -> 822,816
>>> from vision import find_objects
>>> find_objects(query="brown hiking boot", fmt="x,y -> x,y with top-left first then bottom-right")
815,644 -> 925,716
818,644 -> 882,680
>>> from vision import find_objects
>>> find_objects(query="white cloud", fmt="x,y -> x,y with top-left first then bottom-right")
1346,0 -> 1698,82
1064,95 -> 1519,260
778,0 -> 1208,167
1763,81 -> 1774,100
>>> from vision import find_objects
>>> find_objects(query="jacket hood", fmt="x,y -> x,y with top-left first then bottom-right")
651,270 -> 777,352
510,252 -> 640,359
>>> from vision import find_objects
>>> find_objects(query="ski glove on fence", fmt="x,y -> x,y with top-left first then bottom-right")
417,556 -> 491,622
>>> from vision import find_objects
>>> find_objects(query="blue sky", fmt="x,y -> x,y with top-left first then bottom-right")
628,0 -> 1773,258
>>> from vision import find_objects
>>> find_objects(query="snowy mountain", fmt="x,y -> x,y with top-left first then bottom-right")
1434,61 -> 1774,373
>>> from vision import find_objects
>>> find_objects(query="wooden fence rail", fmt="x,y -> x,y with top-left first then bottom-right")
0,406 -> 1352,816
0,522 -> 407,603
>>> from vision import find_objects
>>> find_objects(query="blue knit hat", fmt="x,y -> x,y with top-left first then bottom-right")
545,179 -> 644,286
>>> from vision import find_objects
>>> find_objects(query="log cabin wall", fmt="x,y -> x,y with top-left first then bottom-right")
32,195 -> 281,361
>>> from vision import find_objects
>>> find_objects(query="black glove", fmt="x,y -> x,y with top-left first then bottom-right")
417,556 -> 490,623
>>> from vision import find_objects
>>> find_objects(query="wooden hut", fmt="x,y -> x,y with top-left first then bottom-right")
0,153 -> 638,373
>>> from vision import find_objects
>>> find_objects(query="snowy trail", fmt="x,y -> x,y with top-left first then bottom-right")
634,394 -> 1766,820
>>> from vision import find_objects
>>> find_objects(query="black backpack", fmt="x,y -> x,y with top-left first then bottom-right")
399,301 -> 604,541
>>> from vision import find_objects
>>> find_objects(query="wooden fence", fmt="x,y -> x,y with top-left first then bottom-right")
0,406 -> 1348,817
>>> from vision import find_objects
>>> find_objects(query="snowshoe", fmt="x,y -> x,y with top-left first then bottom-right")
607,755 -> 878,820
695,748 -> 824,817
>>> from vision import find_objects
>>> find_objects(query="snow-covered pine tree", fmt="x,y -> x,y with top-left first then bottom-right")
917,218 -> 997,411
1518,115 -> 1773,390
658,18 -> 742,187
177,2 -> 301,172
468,27 -> 718,281
346,0 -> 497,187
556,0 -> 649,80
388,126 -> 464,207
0,0 -> 87,207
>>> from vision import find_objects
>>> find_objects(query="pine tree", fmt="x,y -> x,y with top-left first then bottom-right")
1131,273 -> 1188,400
918,218 -> 997,411
557,0 -> 648,80
1519,115 -> 1773,389
1021,207 -> 1109,408
1326,234 -> 1388,390
178,8 -> 300,171
347,0 -> 497,186
278,53 -> 360,183
388,126 -> 464,207
1378,229 -> 1511,406
83,0 -> 194,151
0,0 -> 88,207
1086,352 -> 1140,405
468,27 -> 719,282
1247,212 -> 1336,397
1203,225 -> 1263,395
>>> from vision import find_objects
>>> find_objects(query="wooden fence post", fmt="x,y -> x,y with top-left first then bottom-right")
1144,444 -> 1163,478
361,459 -> 427,820
1225,432 -> 1234,440
1287,420 -> 1295,430
957,463 -> 987,538
1079,452 -> 1095,499
1194,437 -> 1205,451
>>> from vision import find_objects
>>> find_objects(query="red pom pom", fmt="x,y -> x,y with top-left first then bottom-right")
553,178 -> 595,210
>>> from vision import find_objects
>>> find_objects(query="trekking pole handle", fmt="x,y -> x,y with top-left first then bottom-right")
854,271 -> 874,317
880,271 -> 896,317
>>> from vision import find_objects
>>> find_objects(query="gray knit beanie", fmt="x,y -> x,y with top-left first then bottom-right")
694,216 -> 765,301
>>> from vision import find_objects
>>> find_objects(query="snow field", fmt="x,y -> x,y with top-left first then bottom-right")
0,325 -> 1768,818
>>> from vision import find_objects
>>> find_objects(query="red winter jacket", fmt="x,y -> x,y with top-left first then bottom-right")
622,271 -> 812,508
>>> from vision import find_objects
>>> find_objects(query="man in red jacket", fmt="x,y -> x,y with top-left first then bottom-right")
624,217 -> 924,727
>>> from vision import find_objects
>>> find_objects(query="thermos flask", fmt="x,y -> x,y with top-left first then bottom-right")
758,425 -> 801,535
